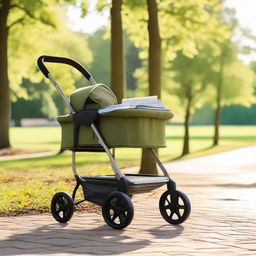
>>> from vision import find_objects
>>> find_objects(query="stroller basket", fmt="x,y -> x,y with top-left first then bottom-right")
37,55 -> 191,230
81,174 -> 169,205
58,108 -> 173,150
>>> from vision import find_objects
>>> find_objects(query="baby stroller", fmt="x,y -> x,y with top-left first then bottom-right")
37,55 -> 191,229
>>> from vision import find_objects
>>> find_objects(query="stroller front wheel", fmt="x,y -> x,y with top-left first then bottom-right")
102,191 -> 134,229
159,190 -> 191,225
51,192 -> 74,223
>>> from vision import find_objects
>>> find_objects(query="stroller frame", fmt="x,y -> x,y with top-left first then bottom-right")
38,55 -> 191,229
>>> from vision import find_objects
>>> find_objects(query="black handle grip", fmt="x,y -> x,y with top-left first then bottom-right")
37,55 -> 92,80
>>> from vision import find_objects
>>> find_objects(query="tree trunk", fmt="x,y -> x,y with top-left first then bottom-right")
213,56 -> 224,146
213,93 -> 221,146
147,0 -> 161,98
182,95 -> 192,156
140,0 -> 161,175
111,0 -> 124,103
0,0 -> 11,149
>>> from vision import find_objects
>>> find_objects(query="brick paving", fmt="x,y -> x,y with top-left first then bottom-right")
1,146 -> 256,255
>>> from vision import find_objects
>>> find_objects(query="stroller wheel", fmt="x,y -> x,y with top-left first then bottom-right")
159,190 -> 191,225
51,192 -> 74,223
102,191 -> 134,229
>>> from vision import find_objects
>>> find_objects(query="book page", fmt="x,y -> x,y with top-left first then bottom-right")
99,96 -> 169,114
122,96 -> 158,105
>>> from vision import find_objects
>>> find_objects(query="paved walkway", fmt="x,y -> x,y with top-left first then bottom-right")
0,152 -> 55,161
1,146 -> 256,255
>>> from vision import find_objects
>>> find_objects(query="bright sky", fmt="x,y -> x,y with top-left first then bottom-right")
68,0 -> 109,34
68,0 -> 256,62
225,0 -> 256,62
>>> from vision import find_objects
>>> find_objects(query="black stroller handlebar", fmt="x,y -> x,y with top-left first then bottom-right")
37,55 -> 92,81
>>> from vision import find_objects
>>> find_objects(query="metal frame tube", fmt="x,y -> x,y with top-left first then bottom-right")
148,148 -> 171,179
48,74 -> 75,113
91,123 -> 124,180
72,151 -> 78,176
71,124 -> 124,180
89,77 -> 97,85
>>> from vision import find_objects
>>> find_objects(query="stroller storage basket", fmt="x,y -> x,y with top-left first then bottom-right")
58,108 -> 173,149
81,174 -> 170,205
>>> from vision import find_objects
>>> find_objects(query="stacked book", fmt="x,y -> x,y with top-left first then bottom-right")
99,96 -> 169,114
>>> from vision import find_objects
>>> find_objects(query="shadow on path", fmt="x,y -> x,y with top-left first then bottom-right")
0,223 -> 184,255
185,182 -> 256,188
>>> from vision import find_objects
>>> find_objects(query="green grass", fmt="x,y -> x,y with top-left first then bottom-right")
1,125 -> 256,215
10,127 -> 61,152
9,125 -> 256,160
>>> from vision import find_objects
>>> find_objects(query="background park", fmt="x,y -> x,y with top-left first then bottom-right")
0,0 -> 256,234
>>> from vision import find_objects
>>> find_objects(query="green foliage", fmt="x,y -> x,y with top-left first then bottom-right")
123,0 -> 230,60
9,20 -> 92,100
96,0 -> 111,11
87,29 -> 111,85
86,28 -> 141,95
192,103 -> 256,125
0,180 -> 70,214
7,4 -> 93,119
125,35 -> 142,92
221,60 -> 255,106
164,46 -> 214,118
4,0 -> 91,119
12,99 -> 45,122
200,40 -> 256,109
221,104 -> 256,125
121,0 -> 233,109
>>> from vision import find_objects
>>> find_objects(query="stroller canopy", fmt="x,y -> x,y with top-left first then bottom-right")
70,84 -> 117,111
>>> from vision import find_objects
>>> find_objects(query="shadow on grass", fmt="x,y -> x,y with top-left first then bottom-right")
0,223 -> 184,255
17,140 -> 60,145
165,145 -> 216,162
2,142 -> 254,171
166,135 -> 256,141
0,152 -> 112,170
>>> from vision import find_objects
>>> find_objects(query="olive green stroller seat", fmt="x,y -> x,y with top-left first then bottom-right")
37,55 -> 191,229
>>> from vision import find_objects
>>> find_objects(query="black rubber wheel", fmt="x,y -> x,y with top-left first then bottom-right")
159,190 -> 191,225
51,192 -> 74,223
102,191 -> 134,229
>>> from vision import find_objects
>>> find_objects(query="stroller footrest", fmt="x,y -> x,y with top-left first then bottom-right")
125,174 -> 169,185
125,174 -> 169,194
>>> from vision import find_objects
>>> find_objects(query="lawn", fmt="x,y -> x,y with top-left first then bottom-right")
0,125 -> 255,215
9,124 -> 256,159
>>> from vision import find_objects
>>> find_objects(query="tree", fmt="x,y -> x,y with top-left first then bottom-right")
124,0 -> 231,162
0,0 -> 12,149
140,0 -> 161,174
87,28 -> 141,94
212,55 -> 255,145
0,0 -> 87,149
212,42 -> 233,146
170,49 -> 215,155
110,0 -> 125,103
95,0 -> 126,102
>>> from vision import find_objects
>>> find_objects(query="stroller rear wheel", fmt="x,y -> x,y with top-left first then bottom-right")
51,192 -> 74,223
102,191 -> 134,229
159,190 -> 191,225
